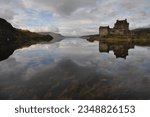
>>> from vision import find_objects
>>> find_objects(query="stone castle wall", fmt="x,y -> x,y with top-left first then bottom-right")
99,19 -> 130,37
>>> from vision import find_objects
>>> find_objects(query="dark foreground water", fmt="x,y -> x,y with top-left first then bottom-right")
0,38 -> 150,99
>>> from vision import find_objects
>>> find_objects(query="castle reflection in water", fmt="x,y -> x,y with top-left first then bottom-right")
87,37 -> 150,59
99,39 -> 135,59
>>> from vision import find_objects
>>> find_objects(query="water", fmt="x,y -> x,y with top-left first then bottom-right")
0,38 -> 150,99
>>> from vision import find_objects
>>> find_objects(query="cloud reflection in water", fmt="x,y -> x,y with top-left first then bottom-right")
0,38 -> 150,99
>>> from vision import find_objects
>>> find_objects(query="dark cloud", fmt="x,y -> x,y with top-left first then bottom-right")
23,0 -> 96,16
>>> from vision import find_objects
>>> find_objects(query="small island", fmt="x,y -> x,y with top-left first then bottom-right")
86,19 -> 150,42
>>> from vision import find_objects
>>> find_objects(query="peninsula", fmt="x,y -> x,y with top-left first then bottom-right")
0,18 -> 53,61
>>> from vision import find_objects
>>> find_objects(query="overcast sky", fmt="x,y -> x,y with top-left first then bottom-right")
0,0 -> 150,36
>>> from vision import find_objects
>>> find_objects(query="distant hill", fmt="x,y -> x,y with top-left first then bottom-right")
0,18 -> 53,61
131,28 -> 150,39
132,28 -> 150,33
39,32 -> 64,43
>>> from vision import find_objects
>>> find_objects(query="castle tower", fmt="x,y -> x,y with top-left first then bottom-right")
99,26 -> 110,37
113,19 -> 129,35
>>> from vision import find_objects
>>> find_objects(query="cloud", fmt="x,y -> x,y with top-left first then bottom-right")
23,0 -> 96,16
0,0 -> 29,20
0,0 -> 18,20
0,9 -> 17,20
21,25 -> 60,33
0,0 -> 150,36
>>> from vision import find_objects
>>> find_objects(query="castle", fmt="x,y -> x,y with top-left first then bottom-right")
99,19 -> 130,38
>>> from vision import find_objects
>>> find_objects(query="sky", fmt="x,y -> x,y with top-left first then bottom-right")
0,0 -> 150,36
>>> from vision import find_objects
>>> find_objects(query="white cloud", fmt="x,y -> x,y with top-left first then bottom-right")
22,26 -> 60,33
